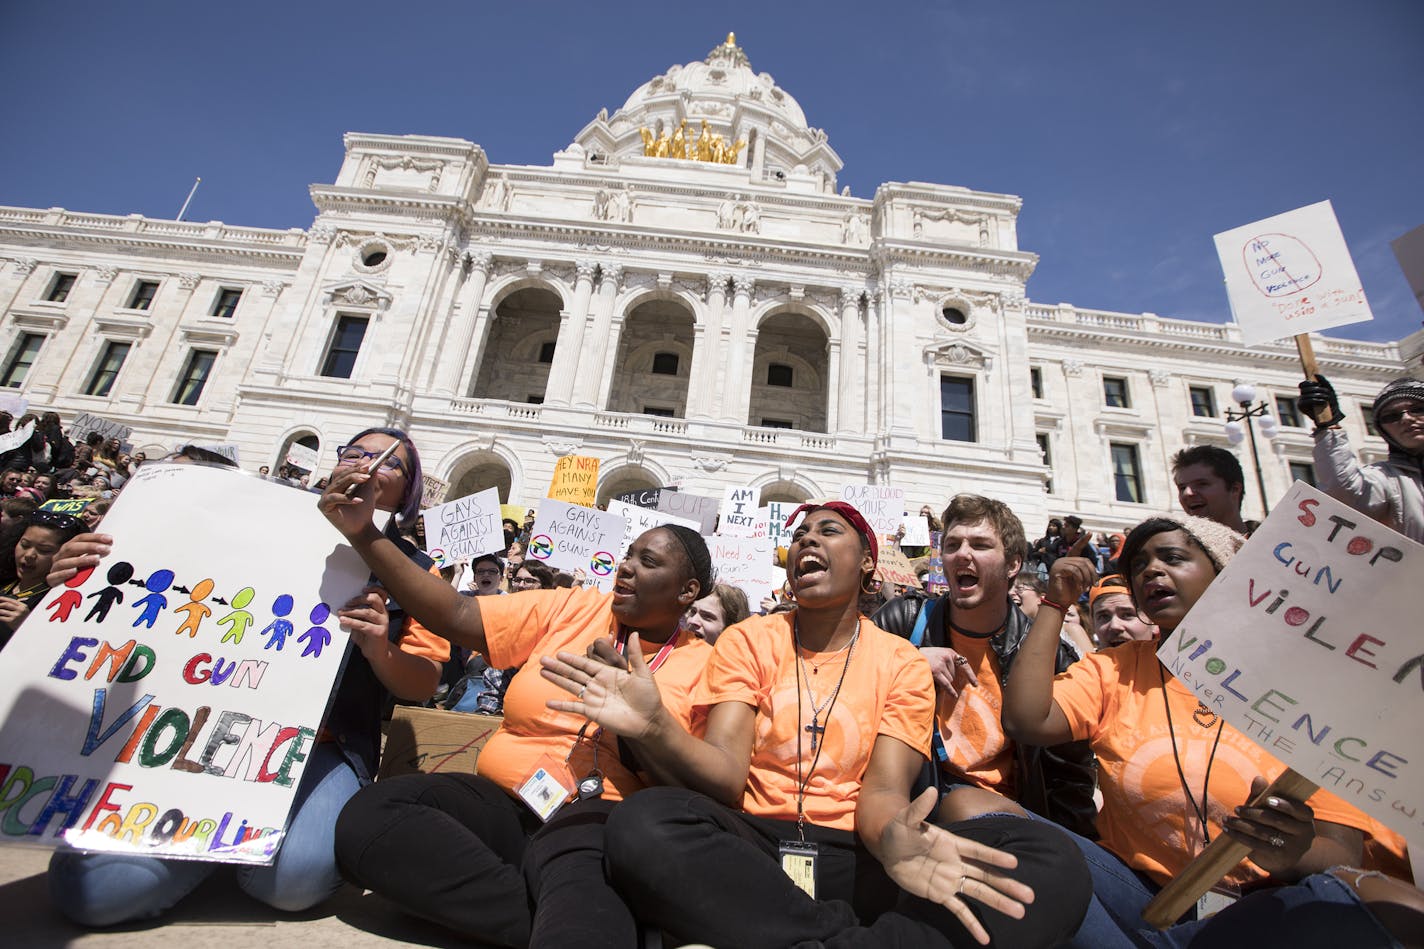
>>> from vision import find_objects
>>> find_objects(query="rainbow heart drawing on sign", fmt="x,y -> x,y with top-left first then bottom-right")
528,534 -> 553,560
589,551 -> 615,576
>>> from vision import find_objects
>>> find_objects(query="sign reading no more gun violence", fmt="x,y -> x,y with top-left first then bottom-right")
0,464 -> 372,864
1163,482 -> 1422,848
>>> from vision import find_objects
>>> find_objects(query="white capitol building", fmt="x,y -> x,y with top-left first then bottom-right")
1,35 -> 1417,532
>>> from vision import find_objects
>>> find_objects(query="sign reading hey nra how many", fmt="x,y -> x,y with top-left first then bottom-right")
1164,482 -> 1421,847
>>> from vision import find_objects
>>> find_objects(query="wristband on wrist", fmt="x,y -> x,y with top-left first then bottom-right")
1039,596 -> 1072,615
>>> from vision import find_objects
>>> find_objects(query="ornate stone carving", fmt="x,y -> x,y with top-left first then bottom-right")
887,278 -> 914,299
626,439 -> 646,465
468,251 -> 494,274
840,211 -> 868,244
13,258 -> 37,275
912,206 -> 986,237
362,155 -> 444,192
308,223 -> 335,244
716,194 -> 760,233
592,186 -> 632,222
261,280 -> 285,297
692,453 -> 732,472
177,272 -> 201,290
1148,369 -> 1171,388
542,435 -> 583,456
598,263 -> 624,289
482,175 -> 510,211
1063,359 -> 1084,377
417,234 -> 446,253
840,287 -> 863,310
926,341 -> 992,371
575,260 -> 598,281
94,266 -> 118,285
732,275 -> 755,297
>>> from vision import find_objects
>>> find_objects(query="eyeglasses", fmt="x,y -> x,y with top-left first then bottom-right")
1377,404 -> 1423,426
334,444 -> 406,475
472,568 -> 503,578
511,575 -> 541,587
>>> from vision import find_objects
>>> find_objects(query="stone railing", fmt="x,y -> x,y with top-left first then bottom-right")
0,206 -> 306,249
449,398 -> 543,421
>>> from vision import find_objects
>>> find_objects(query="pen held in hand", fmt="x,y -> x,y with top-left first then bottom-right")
344,440 -> 400,496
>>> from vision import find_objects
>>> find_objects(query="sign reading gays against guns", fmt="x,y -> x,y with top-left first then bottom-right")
0,463 -> 372,864
1162,482 -> 1422,849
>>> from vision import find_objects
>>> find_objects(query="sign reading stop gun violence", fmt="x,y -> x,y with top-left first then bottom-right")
1163,483 -> 1422,846
0,464 -> 371,864
1214,200 -> 1373,346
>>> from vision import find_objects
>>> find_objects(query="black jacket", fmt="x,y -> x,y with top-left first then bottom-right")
871,591 -> 1098,840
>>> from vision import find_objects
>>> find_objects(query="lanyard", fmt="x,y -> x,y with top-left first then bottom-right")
566,627 -> 679,771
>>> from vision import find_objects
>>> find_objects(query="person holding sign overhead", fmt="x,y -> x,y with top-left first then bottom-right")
48,428 -> 450,927
322,458 -> 715,948
542,501 -> 1091,948
1001,514 -> 1422,945
1298,375 -> 1424,544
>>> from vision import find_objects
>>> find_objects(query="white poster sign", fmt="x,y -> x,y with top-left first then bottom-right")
0,393 -> 29,417
707,535 -> 776,606
1163,483 -> 1421,847
1214,200 -> 1373,345
656,491 -> 719,535
0,464 -> 371,863
0,421 -> 36,454
525,500 -> 627,592
420,473 -> 450,509
718,486 -> 759,537
70,412 -> 132,444
763,502 -> 803,549
285,443 -> 319,472
605,499 -> 699,553
838,484 -> 906,537
421,488 -> 503,564
900,514 -> 932,548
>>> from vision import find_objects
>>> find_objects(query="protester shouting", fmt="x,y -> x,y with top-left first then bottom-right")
323,456 -> 714,948
48,429 -> 448,926
1001,514 -> 1423,945
679,580 -> 750,645
543,501 -> 1090,948
0,510 -> 84,650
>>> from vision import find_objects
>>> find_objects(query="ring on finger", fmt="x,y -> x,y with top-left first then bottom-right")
1268,835 -> 1286,848
578,686 -> 587,700
953,657 -> 969,666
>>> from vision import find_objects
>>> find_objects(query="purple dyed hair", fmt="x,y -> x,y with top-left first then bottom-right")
348,427 -> 424,525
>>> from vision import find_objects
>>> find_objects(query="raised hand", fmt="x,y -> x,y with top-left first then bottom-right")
1046,557 -> 1097,608
878,788 -> 1034,945
338,586 -> 391,661
540,632 -> 667,739
317,468 -> 379,541
46,533 -> 112,587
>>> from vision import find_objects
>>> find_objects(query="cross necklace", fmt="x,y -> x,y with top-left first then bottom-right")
795,621 -> 859,752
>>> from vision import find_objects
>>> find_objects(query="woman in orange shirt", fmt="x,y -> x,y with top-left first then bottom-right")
321,467 -> 713,947
543,501 -> 1091,948
1002,514 -> 1424,946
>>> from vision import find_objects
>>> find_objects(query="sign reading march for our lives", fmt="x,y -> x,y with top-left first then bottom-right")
1163,483 -> 1422,847
421,488 -> 503,565
0,463 -> 372,864
1214,200 -> 1373,346
838,484 -> 906,537
547,455 -> 600,507
525,499 -> 625,592
718,486 -> 759,537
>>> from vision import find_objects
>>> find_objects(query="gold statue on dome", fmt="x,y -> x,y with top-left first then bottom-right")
639,127 -> 655,155
725,32 -> 736,47
670,120 -> 688,160
695,120 -> 714,161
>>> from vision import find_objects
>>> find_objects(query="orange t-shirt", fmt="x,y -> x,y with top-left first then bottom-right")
1053,639 -> 1373,887
475,586 -> 712,802
1362,818 -> 1413,883
694,613 -> 934,832
936,631 -> 1016,798
400,566 -> 455,665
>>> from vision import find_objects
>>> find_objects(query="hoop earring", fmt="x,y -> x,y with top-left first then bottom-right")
781,579 -> 797,602
861,575 -> 882,596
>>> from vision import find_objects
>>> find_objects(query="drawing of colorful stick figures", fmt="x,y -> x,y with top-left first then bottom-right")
217,587 -> 256,645
260,594 -> 295,651
173,578 -> 215,637
132,569 -> 175,630
85,561 -> 134,622
298,603 -> 333,658
47,566 -> 94,623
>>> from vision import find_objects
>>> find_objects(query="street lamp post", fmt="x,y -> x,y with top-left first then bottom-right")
1224,382 -> 1279,516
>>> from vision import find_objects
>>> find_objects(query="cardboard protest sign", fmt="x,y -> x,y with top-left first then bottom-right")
876,548 -> 923,590
900,514 -> 931,548
656,491 -> 719,535
707,535 -> 776,605
40,498 -> 90,516
0,421 -> 35,454
547,455 -> 599,507
525,499 -> 625,592
838,485 -> 906,537
70,412 -> 132,444
605,499 -> 699,552
0,393 -> 28,417
413,473 -> 448,510
0,464 -> 371,864
1163,483 -> 1421,847
1214,201 -> 1373,345
421,488 -> 503,565
718,486 -> 759,537
284,443 -> 320,473
763,501 -> 803,550
614,487 -> 667,509
925,534 -> 947,595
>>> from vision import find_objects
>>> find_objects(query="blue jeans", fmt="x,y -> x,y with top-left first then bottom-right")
48,742 -> 360,926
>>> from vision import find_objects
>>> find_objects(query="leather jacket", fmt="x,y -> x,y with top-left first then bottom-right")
871,591 -> 1099,840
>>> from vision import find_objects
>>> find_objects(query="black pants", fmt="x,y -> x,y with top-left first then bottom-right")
334,772 -> 634,949
604,787 -> 1091,949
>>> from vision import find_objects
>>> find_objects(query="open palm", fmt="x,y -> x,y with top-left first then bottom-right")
540,633 -> 666,739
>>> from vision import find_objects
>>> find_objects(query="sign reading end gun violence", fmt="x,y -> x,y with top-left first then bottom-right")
1163,483 -> 1422,848
0,464 -> 371,864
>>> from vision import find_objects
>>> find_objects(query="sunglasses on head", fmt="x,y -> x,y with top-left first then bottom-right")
28,510 -> 84,531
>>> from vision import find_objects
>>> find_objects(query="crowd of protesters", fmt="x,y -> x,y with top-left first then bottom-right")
2,372 -> 1419,947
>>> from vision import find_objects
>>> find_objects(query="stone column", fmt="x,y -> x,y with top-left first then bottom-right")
721,275 -> 754,424
544,259 -> 596,406
823,338 -> 841,433
864,289 -> 883,434
836,287 -> 863,435
576,264 -> 622,410
883,280 -> 919,441
687,272 -> 728,420
433,252 -> 492,396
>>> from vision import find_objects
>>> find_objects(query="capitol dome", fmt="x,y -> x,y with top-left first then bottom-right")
573,34 -> 843,193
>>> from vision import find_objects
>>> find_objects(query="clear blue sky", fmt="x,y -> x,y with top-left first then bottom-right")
3,1 -> 1420,343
